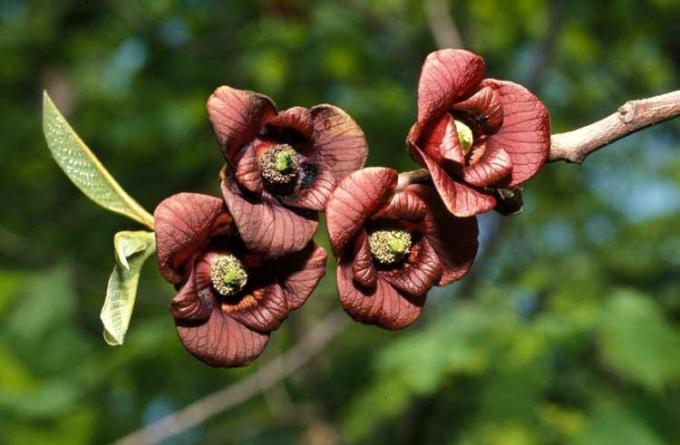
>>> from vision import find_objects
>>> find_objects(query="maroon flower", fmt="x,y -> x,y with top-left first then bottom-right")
407,49 -> 551,217
326,167 -> 478,330
154,192 -> 327,367
207,86 -> 368,258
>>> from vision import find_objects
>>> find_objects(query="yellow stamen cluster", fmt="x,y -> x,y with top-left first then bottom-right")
368,229 -> 413,265
210,254 -> 248,297
259,144 -> 299,185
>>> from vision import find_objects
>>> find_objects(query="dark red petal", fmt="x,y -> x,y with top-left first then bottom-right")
225,283 -> 289,332
351,231 -> 377,288
170,266 -> 213,322
412,147 -> 496,217
417,49 -> 485,125
483,79 -> 550,187
176,306 -> 270,367
275,243 -> 328,310
337,264 -> 423,330
380,238 -> 442,297
452,86 -> 504,134
408,185 -> 479,286
463,145 -> 513,188
267,106 -> 313,138
250,136 -> 278,158
233,145 -> 264,195
326,167 -> 398,255
278,163 -> 337,211
221,179 -> 318,258
419,113 -> 466,165
207,86 -> 277,160
373,188 -> 427,222
154,193 -> 229,284
309,104 -> 368,181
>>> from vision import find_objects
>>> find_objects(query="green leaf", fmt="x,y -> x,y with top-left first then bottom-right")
100,231 -> 156,346
599,290 -> 680,390
574,407 -> 665,445
41,92 -> 154,229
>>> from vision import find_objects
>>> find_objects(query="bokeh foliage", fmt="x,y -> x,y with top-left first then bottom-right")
1,0 -> 679,443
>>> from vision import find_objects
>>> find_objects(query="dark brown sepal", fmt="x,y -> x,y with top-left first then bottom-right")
492,187 -> 524,216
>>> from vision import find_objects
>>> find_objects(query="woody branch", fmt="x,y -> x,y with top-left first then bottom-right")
549,89 -> 680,163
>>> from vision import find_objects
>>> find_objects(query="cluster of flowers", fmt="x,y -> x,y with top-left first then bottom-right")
154,49 -> 550,367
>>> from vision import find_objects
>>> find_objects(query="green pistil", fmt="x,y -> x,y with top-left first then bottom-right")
210,254 -> 248,297
368,229 -> 413,265
260,144 -> 299,185
454,119 -> 474,154
275,149 -> 296,172
388,236 -> 409,253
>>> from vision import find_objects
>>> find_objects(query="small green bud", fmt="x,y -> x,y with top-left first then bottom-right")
454,119 -> 474,154
210,254 -> 248,297
368,229 -> 413,265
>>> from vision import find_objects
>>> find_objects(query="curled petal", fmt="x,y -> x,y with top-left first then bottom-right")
233,145 -> 264,195
373,188 -> 427,222
452,86 -> 504,134
417,114 -> 466,165
380,239 -> 442,297
416,49 -> 485,127
412,147 -> 496,217
207,86 -> 277,160
221,179 -> 318,258
463,145 -> 513,188
408,185 -> 479,285
483,80 -> 550,187
154,193 -> 229,284
326,167 -> 398,255
224,283 -> 289,332
176,306 -> 270,368
351,232 -> 377,288
275,243 -> 328,310
278,162 -> 337,211
267,106 -> 313,138
310,104 -> 368,181
170,266 -> 213,322
250,136 -> 278,159
337,264 -> 423,330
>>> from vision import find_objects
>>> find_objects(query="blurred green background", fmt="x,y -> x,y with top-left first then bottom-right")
1,0 -> 679,444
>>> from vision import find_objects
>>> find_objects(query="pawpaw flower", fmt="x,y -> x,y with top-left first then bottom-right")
326,167 -> 478,330
407,49 -> 551,217
154,192 -> 327,367
207,86 -> 368,258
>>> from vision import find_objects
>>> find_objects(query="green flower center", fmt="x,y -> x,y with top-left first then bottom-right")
368,229 -> 413,265
454,119 -> 474,154
210,254 -> 248,297
259,144 -> 299,186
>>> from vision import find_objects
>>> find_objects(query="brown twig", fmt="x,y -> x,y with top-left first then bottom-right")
549,90 -> 680,163
396,168 -> 431,189
113,310 -> 349,445
424,0 -> 464,49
